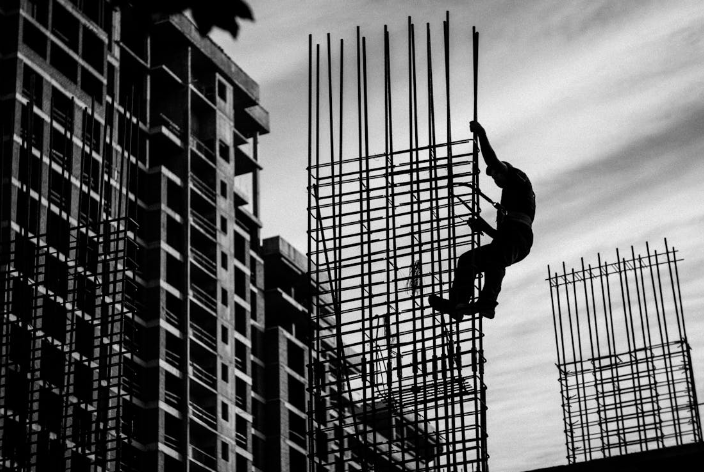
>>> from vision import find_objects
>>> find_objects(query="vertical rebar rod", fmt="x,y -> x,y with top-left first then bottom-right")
586,261 -> 610,453
472,26 -> 489,471
407,18 -> 421,469
602,255 -> 627,457
59,97 -> 78,470
630,246 -> 658,448
440,15 -> 455,467
362,34 -> 381,471
596,254 -> 614,457
578,259 -> 598,458
425,22 -> 445,472
559,262 -> 581,460
620,250 -> 648,451
19,77 -> 37,472
382,24 -> 393,466
112,94 -> 136,471
306,33 -> 315,472
572,267 -> 592,460
670,244 -> 702,442
76,108 -> 89,230
325,32 -> 344,451
354,26 -> 371,470
53,93 -> 72,468
634,249 -> 664,447
548,267 -> 569,462
652,246 -> 682,443
21,84 -> 33,238
35,102 -> 46,240
663,240 -> 684,347
313,38 -> 322,471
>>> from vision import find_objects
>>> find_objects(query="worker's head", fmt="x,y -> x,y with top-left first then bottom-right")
487,162 -> 509,188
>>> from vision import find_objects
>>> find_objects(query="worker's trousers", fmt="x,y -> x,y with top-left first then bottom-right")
449,221 -> 533,307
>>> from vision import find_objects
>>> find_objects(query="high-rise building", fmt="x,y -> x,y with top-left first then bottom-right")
0,1 -> 268,471
260,236 -> 312,471
261,236 -> 441,472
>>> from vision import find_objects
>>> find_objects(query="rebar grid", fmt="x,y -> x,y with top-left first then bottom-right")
308,14 -> 489,472
547,241 -> 702,464
0,88 -> 140,471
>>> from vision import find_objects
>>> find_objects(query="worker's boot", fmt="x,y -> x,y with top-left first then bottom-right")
429,295 -> 496,321
472,300 -> 497,319
428,295 -> 473,322
428,294 -> 454,313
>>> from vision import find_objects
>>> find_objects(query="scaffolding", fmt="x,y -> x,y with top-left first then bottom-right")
0,86 -> 140,470
547,241 -> 702,464
308,14 -> 489,472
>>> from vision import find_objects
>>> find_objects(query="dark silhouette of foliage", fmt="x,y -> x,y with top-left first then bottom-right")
116,0 -> 254,38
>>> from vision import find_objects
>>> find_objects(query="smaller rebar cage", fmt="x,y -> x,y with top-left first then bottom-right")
307,14 -> 489,472
547,240 -> 702,464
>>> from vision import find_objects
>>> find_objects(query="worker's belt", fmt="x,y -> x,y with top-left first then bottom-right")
504,211 -> 532,227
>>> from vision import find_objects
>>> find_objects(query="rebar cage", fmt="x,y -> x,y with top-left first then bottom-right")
307,14 -> 489,472
547,241 -> 702,464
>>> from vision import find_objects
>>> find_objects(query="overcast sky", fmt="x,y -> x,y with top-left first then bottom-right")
213,1 -> 704,470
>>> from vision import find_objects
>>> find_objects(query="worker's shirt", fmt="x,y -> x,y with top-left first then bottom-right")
497,162 -> 535,231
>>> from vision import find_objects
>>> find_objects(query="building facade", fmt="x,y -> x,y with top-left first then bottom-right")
0,1 -> 268,471
260,236 -> 312,471
261,236 -> 442,472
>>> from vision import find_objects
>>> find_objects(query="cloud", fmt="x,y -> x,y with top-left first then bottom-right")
483,0 -> 704,182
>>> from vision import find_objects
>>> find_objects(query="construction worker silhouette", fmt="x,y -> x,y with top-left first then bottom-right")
429,121 -> 535,319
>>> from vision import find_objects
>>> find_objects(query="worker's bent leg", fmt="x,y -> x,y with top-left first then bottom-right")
479,264 -> 506,309
449,245 -> 496,304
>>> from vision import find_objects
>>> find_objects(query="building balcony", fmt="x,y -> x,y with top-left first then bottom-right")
151,63 -> 184,87
121,373 -> 142,398
189,331 -> 218,390
164,307 -> 180,328
164,432 -> 181,451
190,135 -> 216,164
289,429 -> 307,448
265,288 -> 309,328
164,348 -> 182,369
190,361 -> 217,390
191,246 -> 216,274
190,320 -> 217,352
232,126 -> 247,146
190,210 -> 217,240
164,389 -> 182,409
191,79 -> 216,105
51,106 -> 73,130
235,431 -> 247,449
190,445 -> 217,470
189,172 -> 216,202
190,401 -> 217,430
234,183 -> 250,208
149,113 -> 184,149
235,145 -> 261,177
239,104 -> 270,136
190,283 -> 217,313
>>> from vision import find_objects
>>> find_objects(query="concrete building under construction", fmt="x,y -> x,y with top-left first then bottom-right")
0,1 -> 268,470
262,235 -> 442,472
0,3 -> 424,472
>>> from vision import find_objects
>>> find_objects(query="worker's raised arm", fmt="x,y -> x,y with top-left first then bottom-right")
470,121 -> 507,175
